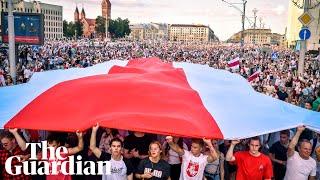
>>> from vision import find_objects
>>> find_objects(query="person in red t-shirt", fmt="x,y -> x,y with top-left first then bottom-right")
226,136 -> 273,180
0,130 -> 31,180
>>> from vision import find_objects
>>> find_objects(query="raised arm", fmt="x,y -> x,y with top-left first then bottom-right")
68,131 -> 83,155
89,124 -> 102,158
165,136 -> 184,156
226,140 -> 240,161
287,126 -> 305,157
9,128 -> 27,151
219,154 -> 225,180
203,138 -> 218,163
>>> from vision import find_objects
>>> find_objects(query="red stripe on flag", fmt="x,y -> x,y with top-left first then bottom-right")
228,57 -> 240,68
248,71 -> 260,82
228,61 -> 240,67
5,58 -> 223,139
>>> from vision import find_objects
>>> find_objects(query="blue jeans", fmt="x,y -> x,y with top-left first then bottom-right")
204,171 -> 220,180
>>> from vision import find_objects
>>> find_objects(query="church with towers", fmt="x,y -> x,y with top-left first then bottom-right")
74,0 -> 111,38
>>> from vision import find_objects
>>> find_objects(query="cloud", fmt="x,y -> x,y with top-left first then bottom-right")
273,5 -> 286,15
112,0 -> 149,8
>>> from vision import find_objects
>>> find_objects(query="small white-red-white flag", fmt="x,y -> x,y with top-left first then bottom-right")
248,70 -> 261,82
228,57 -> 240,70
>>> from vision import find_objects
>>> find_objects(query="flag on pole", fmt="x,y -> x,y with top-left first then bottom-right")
228,57 -> 240,70
248,70 -> 261,82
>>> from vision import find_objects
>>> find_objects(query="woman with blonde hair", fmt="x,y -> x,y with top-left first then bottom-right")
204,139 -> 224,180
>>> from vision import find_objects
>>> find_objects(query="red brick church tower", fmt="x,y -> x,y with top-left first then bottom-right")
101,0 -> 111,39
101,0 -> 111,19
73,1 -> 111,38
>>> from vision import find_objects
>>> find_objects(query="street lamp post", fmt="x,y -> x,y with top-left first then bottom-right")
8,0 -> 16,84
291,0 -> 320,76
297,0 -> 308,77
252,8 -> 258,45
221,0 -> 248,47
241,0 -> 247,47
105,15 -> 109,40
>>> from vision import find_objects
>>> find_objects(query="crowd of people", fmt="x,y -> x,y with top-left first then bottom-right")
0,39 -> 319,112
1,39 -> 320,180
0,124 -> 318,180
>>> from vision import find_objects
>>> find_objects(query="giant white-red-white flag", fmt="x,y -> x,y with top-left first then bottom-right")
228,57 -> 240,70
1,58 -> 320,139
248,70 -> 261,82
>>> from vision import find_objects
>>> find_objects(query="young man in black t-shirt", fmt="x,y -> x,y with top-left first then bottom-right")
123,132 -> 153,170
269,130 -> 290,180
90,124 -> 134,180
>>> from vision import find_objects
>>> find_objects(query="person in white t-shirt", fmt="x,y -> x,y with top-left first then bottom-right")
90,124 -> 134,180
162,137 -> 188,180
284,126 -> 317,180
23,67 -> 32,82
165,136 -> 218,180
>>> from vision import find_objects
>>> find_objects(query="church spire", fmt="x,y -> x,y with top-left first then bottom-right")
74,5 -> 79,22
81,7 -> 86,20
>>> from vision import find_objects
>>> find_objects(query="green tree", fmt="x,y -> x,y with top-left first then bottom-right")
74,21 -> 83,38
63,20 -> 84,38
95,16 -> 106,34
63,20 -> 74,37
63,20 -> 69,37
108,18 -> 131,38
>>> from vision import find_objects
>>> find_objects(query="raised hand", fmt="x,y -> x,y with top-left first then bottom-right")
165,136 -> 173,144
92,123 -> 99,132
8,128 -> 18,134
231,139 -> 241,146
76,130 -> 83,138
203,138 -> 212,145
297,125 -> 305,132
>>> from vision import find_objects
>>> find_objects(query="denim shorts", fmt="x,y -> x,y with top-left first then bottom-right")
204,171 -> 220,180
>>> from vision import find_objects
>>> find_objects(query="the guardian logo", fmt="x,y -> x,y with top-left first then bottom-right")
5,141 -> 111,175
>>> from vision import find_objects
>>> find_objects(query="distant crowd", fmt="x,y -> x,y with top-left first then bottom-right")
1,39 -> 320,180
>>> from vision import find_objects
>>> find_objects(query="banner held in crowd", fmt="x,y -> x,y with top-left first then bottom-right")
1,57 -> 320,139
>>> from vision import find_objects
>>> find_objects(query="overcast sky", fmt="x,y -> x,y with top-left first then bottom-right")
41,0 -> 290,40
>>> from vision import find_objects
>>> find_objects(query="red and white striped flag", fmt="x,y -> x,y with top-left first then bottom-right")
228,57 -> 240,70
248,70 -> 261,82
